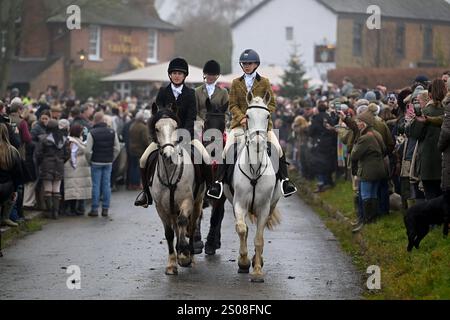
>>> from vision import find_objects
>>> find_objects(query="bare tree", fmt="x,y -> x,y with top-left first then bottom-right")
169,0 -> 260,74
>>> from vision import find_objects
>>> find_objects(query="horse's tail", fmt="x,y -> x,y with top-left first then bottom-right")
248,207 -> 281,231
266,207 -> 281,231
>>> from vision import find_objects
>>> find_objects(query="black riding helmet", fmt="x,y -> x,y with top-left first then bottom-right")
168,57 -> 189,77
239,49 -> 260,72
203,60 -> 221,75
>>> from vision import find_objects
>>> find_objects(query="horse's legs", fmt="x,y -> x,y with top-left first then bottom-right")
251,211 -> 269,283
164,223 -> 178,275
177,199 -> 193,268
205,198 -> 225,255
235,204 -> 250,273
191,198 -> 203,256
193,209 -> 204,254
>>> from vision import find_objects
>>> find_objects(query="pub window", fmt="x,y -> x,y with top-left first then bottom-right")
88,25 -> 101,61
395,23 -> 405,58
423,25 -> 433,60
286,27 -> 294,41
353,21 -> 363,57
147,29 -> 158,63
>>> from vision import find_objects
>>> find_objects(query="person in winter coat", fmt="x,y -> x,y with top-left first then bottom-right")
0,123 -> 24,228
350,111 -> 387,233
135,58 -> 211,207
409,79 -> 446,200
128,110 -> 151,189
64,124 -> 92,216
35,119 -> 70,219
207,49 -> 297,199
195,60 -> 229,124
309,102 -> 338,192
85,112 -> 121,217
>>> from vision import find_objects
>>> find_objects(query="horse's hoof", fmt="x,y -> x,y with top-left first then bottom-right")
204,245 -> 216,256
165,267 -> 178,275
251,276 -> 265,283
252,256 -> 264,268
178,254 -> 192,268
193,241 -> 204,255
238,268 -> 250,274
238,260 -> 251,273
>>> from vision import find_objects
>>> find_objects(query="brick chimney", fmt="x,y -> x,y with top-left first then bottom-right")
132,0 -> 159,18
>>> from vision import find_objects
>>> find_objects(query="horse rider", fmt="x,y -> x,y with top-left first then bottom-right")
196,60 -> 229,123
134,57 -> 212,207
206,49 -> 298,199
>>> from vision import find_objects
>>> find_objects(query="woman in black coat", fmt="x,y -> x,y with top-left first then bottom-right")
35,119 -> 69,219
309,103 -> 337,192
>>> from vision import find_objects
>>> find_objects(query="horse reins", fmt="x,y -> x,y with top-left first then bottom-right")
157,143 -> 184,215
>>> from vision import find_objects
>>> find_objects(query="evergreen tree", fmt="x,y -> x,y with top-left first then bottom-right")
280,50 -> 308,100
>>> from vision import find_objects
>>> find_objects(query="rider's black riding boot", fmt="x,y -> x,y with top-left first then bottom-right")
135,167 -> 152,207
135,150 -> 159,207
207,161 -> 228,200
278,155 -> 298,197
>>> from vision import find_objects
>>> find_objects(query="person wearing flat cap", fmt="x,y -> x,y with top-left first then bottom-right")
350,111 -> 387,232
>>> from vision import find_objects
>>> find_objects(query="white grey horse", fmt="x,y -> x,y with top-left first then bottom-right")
148,104 -> 205,275
223,92 -> 282,283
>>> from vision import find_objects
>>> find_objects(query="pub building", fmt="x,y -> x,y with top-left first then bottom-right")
3,0 -> 179,98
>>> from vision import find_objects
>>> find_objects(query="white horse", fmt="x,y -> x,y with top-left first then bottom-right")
148,104 -> 205,275
223,92 -> 282,283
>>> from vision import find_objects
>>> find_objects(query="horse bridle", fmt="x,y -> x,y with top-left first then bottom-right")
155,122 -> 184,214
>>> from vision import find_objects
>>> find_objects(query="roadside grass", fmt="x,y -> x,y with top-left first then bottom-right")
293,173 -> 450,300
1,218 -> 45,249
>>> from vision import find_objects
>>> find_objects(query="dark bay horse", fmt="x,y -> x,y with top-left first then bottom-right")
194,98 -> 228,255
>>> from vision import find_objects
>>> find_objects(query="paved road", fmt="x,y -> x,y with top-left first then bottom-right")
0,190 -> 361,300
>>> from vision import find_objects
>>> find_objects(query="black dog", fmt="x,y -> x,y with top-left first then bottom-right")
404,196 -> 448,252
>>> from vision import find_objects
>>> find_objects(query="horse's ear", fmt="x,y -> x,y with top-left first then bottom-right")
151,103 -> 158,116
246,91 -> 254,106
263,91 -> 272,106
205,98 -> 212,113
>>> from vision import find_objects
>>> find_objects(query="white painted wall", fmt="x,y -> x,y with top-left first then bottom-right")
231,0 -> 338,80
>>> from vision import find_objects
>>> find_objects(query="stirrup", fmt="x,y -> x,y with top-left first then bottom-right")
207,181 -> 224,200
134,191 -> 149,208
280,178 -> 297,197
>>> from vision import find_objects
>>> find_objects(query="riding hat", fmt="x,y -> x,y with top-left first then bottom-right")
203,60 -> 221,75
168,58 -> 189,76
239,49 -> 260,65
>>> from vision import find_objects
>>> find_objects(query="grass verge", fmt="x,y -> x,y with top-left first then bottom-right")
292,172 -> 450,300
1,216 -> 46,250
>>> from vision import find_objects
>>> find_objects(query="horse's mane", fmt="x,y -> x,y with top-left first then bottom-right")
148,107 -> 181,142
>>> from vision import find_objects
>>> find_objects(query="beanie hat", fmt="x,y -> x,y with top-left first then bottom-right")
357,111 -> 375,127
47,119 -> 59,130
58,119 -> 70,131
368,103 -> 381,116
364,91 -> 377,102
357,105 -> 369,115
355,99 -> 370,108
